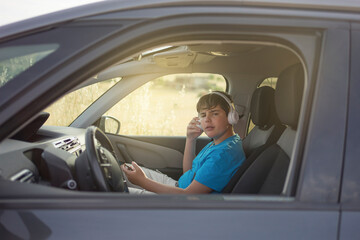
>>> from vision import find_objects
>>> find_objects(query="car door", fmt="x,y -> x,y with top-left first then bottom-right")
338,24 -> 360,240
0,2 -> 351,239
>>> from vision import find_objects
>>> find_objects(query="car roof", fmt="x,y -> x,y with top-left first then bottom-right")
1,0 -> 360,41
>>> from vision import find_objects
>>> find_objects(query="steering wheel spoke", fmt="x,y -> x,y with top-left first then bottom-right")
82,126 -> 128,192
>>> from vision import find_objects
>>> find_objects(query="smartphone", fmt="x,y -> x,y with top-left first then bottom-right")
124,164 -> 133,171
196,118 -> 203,130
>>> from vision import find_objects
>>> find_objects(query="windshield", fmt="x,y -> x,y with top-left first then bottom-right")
0,44 -> 59,87
44,78 -> 121,126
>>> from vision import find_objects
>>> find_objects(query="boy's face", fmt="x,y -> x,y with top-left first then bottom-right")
198,105 -> 231,140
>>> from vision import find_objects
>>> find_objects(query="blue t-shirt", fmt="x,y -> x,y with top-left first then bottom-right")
178,134 -> 245,193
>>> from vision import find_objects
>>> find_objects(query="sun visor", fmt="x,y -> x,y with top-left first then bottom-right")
153,48 -> 196,68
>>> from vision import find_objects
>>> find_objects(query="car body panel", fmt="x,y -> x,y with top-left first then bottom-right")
1,0 -> 360,41
341,27 -> 360,204
296,27 -> 350,203
338,25 -> 360,240
339,210 -> 360,240
0,208 -> 338,239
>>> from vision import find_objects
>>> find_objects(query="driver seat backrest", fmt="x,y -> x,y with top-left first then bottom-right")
231,63 -> 304,194
222,86 -> 284,193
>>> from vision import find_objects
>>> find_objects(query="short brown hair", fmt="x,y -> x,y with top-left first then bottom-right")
196,91 -> 233,116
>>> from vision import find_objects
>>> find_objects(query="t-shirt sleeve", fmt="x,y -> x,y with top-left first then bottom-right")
194,151 -> 239,192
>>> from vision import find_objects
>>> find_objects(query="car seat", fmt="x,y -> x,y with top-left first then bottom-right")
222,86 -> 285,193
243,86 -> 285,157
231,63 -> 304,194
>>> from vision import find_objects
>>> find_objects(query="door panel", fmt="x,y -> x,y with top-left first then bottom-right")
107,134 -> 211,180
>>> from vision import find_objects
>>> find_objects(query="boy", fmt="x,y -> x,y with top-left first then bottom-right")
121,91 -> 246,194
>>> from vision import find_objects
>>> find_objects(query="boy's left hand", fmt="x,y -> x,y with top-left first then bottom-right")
121,162 -> 147,186
187,117 -> 203,140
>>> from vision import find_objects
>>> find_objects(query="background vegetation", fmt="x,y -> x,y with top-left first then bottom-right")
45,73 -> 226,136
45,79 -> 120,126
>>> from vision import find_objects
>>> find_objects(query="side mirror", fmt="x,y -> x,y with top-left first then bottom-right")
99,116 -> 121,134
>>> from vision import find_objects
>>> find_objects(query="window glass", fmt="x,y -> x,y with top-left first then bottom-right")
259,77 -> 277,89
0,44 -> 59,87
104,73 -> 226,136
248,77 -> 278,133
44,78 -> 121,126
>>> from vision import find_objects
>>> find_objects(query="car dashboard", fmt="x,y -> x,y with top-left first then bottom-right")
0,125 -> 87,192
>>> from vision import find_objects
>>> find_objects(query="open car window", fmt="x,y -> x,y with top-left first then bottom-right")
104,73 -> 227,136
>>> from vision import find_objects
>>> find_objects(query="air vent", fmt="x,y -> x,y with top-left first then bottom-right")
53,137 -> 82,156
10,169 -> 35,183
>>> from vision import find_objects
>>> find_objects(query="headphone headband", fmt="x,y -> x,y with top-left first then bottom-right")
211,92 -> 234,108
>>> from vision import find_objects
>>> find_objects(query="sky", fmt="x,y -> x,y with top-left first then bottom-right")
0,0 -> 103,27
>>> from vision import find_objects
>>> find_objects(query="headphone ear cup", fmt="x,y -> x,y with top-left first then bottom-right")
210,91 -> 239,125
228,109 -> 239,125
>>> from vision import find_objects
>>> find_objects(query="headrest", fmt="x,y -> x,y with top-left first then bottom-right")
250,86 -> 278,129
275,63 -> 304,129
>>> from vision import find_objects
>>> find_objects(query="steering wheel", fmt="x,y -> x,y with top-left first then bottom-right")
84,126 -> 128,192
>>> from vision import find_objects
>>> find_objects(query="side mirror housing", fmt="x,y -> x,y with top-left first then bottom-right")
99,116 -> 121,134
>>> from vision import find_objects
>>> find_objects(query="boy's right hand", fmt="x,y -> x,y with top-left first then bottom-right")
186,117 -> 203,140
121,162 -> 147,186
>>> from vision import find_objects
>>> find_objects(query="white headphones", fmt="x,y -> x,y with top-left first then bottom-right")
211,92 -> 239,125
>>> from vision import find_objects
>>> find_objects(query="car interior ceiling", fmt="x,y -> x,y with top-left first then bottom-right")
91,42 -> 300,84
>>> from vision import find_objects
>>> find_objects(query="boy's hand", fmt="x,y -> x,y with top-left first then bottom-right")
186,117 -> 203,140
121,162 -> 147,186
